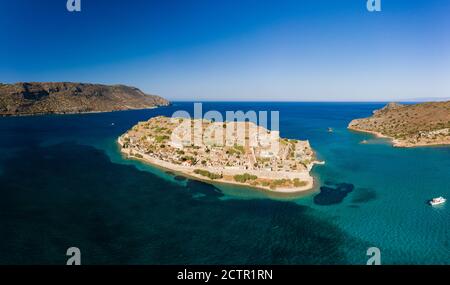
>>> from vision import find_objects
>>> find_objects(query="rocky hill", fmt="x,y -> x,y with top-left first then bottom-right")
0,82 -> 169,116
348,101 -> 450,147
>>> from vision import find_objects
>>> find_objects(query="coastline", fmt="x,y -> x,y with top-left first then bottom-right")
348,125 -> 394,140
117,137 -> 320,194
0,105 -> 167,118
348,125 -> 450,148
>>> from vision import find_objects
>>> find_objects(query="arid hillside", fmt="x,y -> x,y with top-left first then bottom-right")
348,101 -> 450,147
0,82 -> 169,116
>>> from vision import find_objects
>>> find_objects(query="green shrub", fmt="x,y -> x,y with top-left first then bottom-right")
227,144 -> 245,156
234,173 -> 258,183
293,178 -> 307,187
194,169 -> 222,180
269,179 -> 289,189
234,144 -> 245,153
155,135 -> 169,143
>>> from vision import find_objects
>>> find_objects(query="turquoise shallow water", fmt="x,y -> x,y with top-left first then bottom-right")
0,102 -> 448,264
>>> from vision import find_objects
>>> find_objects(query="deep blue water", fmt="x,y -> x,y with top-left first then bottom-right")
0,102 -> 448,264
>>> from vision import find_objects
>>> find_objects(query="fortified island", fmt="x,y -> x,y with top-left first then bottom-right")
118,116 -> 323,193
0,82 -> 169,116
349,101 -> 450,147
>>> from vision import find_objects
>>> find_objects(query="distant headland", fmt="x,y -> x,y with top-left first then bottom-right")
0,82 -> 170,116
118,116 -> 324,193
349,101 -> 450,147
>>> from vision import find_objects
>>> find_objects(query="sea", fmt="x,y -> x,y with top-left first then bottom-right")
0,102 -> 448,264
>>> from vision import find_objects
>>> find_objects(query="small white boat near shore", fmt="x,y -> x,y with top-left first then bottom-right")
429,197 -> 446,206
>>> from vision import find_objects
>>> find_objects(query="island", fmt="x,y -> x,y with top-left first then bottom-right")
118,116 -> 324,193
349,101 -> 450,147
0,82 -> 169,116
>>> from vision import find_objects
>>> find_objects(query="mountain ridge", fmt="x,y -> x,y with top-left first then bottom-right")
0,82 -> 170,116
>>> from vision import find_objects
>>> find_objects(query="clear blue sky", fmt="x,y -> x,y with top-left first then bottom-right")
1,0 -> 449,101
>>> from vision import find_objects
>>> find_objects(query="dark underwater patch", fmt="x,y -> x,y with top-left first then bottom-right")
174,175 -> 187,181
351,188 -> 377,204
314,183 -> 354,205
0,143 -> 369,265
186,179 -> 224,200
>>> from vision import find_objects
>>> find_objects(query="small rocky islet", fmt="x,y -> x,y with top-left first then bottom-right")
118,116 -> 324,193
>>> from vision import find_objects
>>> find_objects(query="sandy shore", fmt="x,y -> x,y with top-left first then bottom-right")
118,137 -> 320,194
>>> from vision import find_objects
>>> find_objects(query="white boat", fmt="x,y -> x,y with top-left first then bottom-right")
429,197 -> 446,206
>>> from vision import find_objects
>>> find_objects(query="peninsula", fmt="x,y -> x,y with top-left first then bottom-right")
349,101 -> 450,147
0,82 -> 169,116
118,116 -> 323,193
